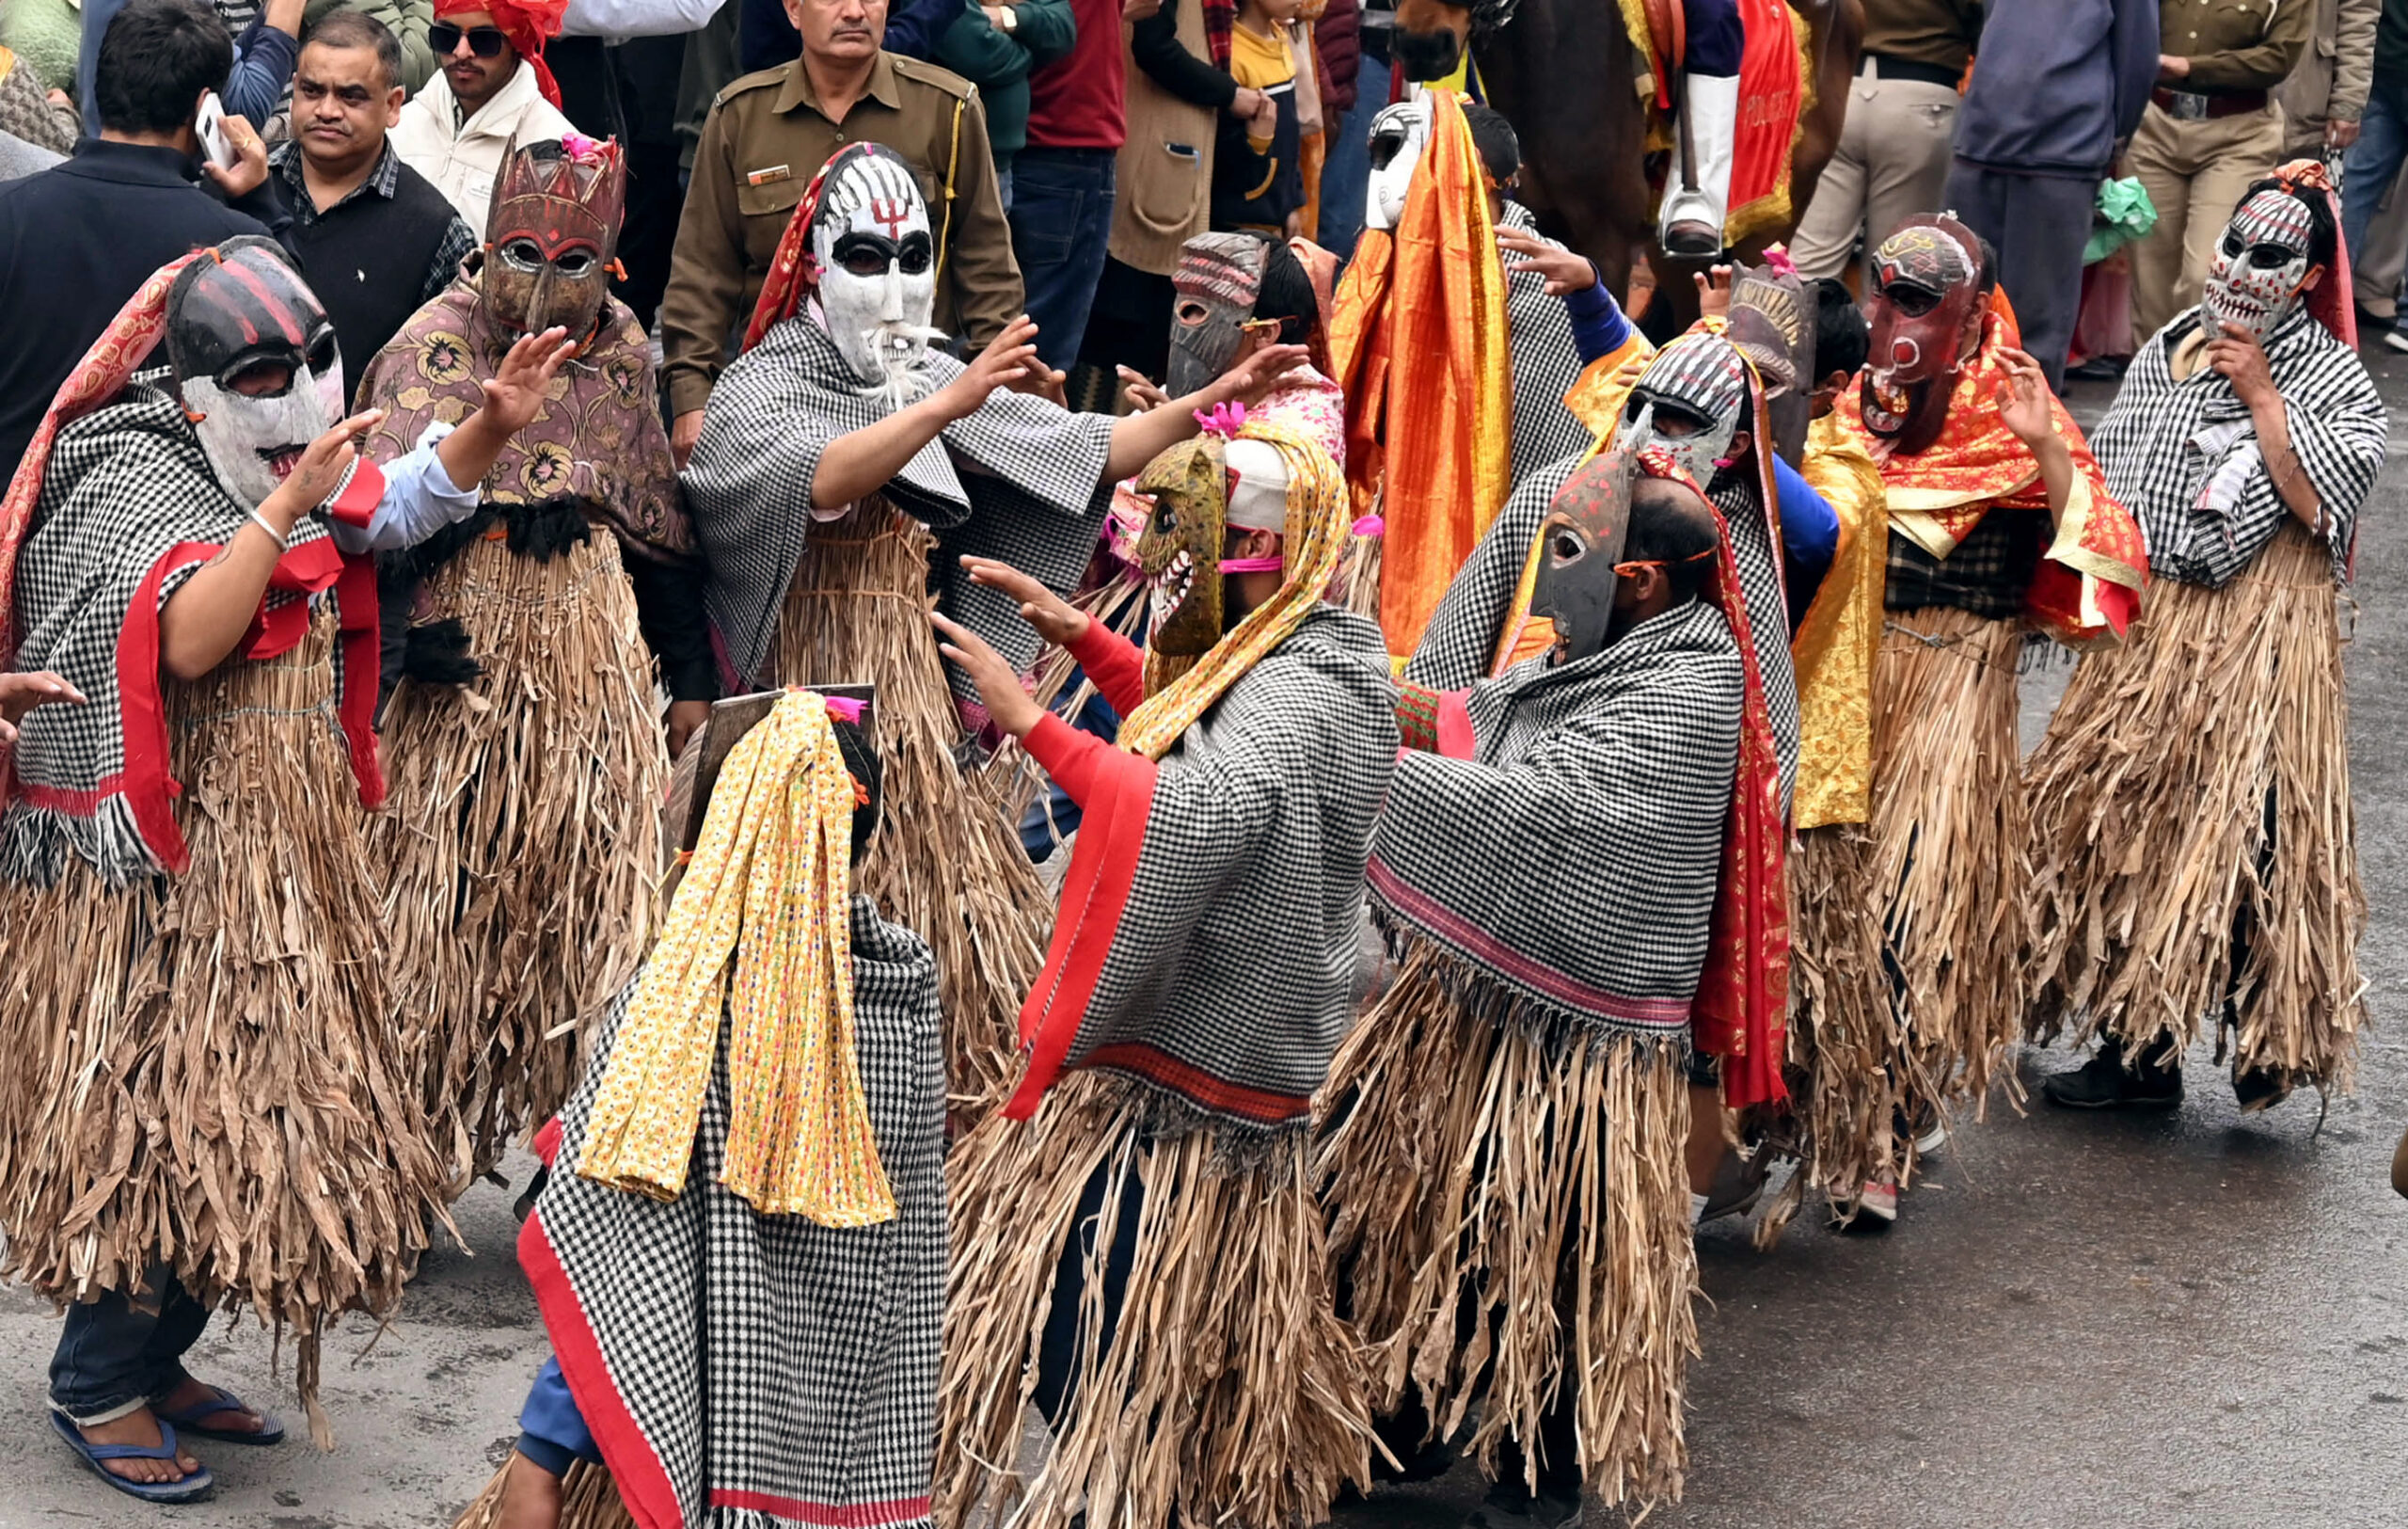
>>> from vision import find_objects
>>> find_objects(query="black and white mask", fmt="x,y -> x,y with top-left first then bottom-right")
1621,332 -> 1749,486
166,239 -> 341,511
809,148 -> 942,404
1364,95 -> 1434,234
2201,188 -> 2315,344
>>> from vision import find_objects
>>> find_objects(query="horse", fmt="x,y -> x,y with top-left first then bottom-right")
1390,0 -> 1865,332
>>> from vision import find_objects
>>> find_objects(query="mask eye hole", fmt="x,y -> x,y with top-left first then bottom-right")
499,237 -> 546,270
1884,283 -> 1941,318
1175,299 -> 1211,328
1548,529 -> 1585,563
224,358 -> 294,398
1151,498 -> 1179,535
897,232 -> 932,276
2247,243 -> 2298,270
841,248 -> 890,277
553,250 -> 596,278
306,330 -> 338,378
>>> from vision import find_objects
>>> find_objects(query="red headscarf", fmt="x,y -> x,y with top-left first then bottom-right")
2270,157 -> 2356,348
742,142 -> 887,351
436,0 -> 570,110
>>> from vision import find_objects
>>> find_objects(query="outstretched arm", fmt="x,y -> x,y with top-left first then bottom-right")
1100,342 -> 1313,482
812,318 -> 1042,507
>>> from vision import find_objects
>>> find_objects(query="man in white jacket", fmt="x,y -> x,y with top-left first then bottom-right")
391,0 -> 577,236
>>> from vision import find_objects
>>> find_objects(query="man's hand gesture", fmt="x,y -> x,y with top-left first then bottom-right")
481,327 -> 578,436
931,611 -> 1042,738
2207,321 -> 2279,411
1498,225 -> 1598,297
933,316 -> 1042,423
1993,348 -> 2059,452
0,671 -> 85,743
962,554 -> 1089,647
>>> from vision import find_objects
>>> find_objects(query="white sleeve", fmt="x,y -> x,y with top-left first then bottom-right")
329,422 -> 481,554
559,0 -> 730,38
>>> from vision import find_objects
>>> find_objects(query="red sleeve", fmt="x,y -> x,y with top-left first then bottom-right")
1069,620 -> 1148,717
1023,711 -> 1117,808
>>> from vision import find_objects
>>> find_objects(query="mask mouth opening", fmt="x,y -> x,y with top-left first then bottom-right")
1148,547 -> 1196,628
1860,375 -> 1916,437
260,444 -> 307,482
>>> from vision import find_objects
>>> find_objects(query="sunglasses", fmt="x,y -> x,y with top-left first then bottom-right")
430,23 -> 509,56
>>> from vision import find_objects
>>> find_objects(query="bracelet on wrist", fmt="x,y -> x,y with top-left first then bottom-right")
247,509 -> 290,551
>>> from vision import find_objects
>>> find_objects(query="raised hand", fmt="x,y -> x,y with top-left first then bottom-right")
480,327 -> 578,436
200,112 -> 269,199
1991,347 -> 2058,450
1214,342 -> 1313,407
931,610 -> 1042,738
2206,321 -> 2278,410
1117,366 -> 1171,413
1693,263 -> 1735,320
270,407 -> 387,523
1498,225 -> 1598,297
962,554 -> 1089,647
0,671 -> 85,743
933,316 -> 1042,422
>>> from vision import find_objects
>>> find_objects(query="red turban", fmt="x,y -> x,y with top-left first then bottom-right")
434,0 -> 570,109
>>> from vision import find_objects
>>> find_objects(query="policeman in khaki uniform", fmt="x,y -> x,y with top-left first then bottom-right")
2126,0 -> 2312,343
658,0 -> 1024,461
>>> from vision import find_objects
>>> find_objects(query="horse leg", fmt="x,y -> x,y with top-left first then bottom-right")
1474,11 -> 1651,306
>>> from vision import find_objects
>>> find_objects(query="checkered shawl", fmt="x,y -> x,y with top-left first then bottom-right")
1370,597 -> 1743,1044
2095,306 -> 2386,589
2,374 -> 377,886
684,318 -> 1113,694
523,895 -> 945,1529
1498,202 -> 1598,482
1007,607 -> 1399,1139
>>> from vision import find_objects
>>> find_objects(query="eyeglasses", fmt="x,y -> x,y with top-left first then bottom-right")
430,23 -> 509,56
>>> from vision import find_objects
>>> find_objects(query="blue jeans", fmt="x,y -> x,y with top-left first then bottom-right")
49,1269 -> 210,1425
2342,80 -> 2408,280
1318,56 -> 1393,261
515,1356 -> 604,1477
1008,147 -> 1117,371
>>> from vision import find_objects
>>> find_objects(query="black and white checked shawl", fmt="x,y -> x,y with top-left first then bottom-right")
525,895 -> 945,1529
682,317 -> 1114,692
2095,306 -> 2386,588
1499,202 -> 1598,483
1371,598 -> 1743,1042
1405,450 -> 1800,809
5,374 -> 348,887
1042,606 -> 1399,1138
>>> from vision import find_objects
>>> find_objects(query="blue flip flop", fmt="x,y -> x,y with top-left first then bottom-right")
49,1408 -> 215,1504
152,1384 -> 286,1446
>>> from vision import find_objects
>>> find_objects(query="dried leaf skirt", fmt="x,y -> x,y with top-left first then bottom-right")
2026,526 -> 2362,1091
450,1459 -> 632,1529
0,616 -> 448,1439
1786,610 -> 2029,1201
767,501 -> 1046,1110
372,533 -> 666,1193
939,1074 -> 1374,1529
1315,948 -> 1697,1506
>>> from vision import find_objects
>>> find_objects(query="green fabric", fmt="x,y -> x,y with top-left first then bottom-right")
303,0 -> 438,93
934,0 -> 1074,163
0,0 -> 84,99
2083,177 -> 2158,265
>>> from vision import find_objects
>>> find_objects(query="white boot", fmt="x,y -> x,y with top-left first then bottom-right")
1658,72 -> 1740,257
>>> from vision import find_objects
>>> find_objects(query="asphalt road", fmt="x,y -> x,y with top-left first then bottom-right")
4,363 -> 2405,1529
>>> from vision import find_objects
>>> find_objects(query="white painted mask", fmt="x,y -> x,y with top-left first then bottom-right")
165,239 -> 343,511
2201,188 -> 2315,344
1364,95 -> 1434,234
809,147 -> 942,402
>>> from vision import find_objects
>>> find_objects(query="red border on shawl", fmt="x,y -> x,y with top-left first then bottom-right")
1002,745 -> 1160,1121
113,541 -> 230,874
519,1210 -> 685,1529
1367,853 -> 1694,1029
1083,1043 -> 1308,1125
1434,691 -> 1475,759
706,1488 -> 931,1525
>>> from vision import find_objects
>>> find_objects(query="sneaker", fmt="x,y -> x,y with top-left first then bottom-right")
1833,1177 -> 1897,1233
2384,327 -> 2408,355
2041,1039 -> 2182,1110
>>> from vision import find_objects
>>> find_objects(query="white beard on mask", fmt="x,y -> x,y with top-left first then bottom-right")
1363,93 -> 1434,234
183,359 -> 344,511
810,152 -> 945,410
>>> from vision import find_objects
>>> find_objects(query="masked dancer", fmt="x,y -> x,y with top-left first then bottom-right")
0,236 -> 567,1499
684,142 -> 1311,1109
357,133 -> 707,1194
935,417 -> 1396,1529
2029,166 -> 2384,1114
1805,215 -> 2146,1228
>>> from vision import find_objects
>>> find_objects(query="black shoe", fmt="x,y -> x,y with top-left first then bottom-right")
2065,356 -> 2128,382
2232,1063 -> 2295,1113
2041,1039 -> 2182,1110
1462,1481 -> 1583,1529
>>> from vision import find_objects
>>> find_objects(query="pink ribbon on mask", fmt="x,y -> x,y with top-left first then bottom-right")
1217,554 -> 1285,573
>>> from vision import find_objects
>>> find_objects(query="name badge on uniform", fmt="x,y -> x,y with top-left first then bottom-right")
747,164 -> 792,186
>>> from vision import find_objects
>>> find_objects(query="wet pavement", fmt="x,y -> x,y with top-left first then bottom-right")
4,367 -> 2406,1528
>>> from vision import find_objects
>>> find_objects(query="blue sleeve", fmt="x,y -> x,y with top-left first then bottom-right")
2110,0 -> 2160,143
1770,453 -> 1837,582
220,19 -> 299,128
331,422 -> 479,554
881,0 -> 963,62
1560,277 -> 1630,367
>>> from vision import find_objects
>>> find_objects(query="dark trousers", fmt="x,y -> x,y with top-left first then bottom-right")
1943,161 -> 2099,391
1030,1154 -> 1145,1424
1009,147 -> 1119,372
49,1268 -> 210,1424
550,36 -> 689,331
1316,56 -> 1393,262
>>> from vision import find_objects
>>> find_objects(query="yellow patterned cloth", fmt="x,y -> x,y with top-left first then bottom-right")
1119,417 -> 1353,759
578,692 -> 895,1225
1790,413 -> 1888,830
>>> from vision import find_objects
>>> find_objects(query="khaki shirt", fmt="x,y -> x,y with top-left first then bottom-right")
659,51 -> 1024,419
2159,0 -> 2313,94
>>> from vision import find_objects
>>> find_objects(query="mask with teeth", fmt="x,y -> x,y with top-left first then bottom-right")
1527,444 -> 1635,665
166,237 -> 342,511
1860,215 -> 1985,456
2201,187 -> 2315,344
1621,331 -> 1749,486
1131,434 -> 1229,656
808,144 -> 943,405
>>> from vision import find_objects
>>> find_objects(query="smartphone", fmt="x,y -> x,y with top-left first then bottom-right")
194,91 -> 238,171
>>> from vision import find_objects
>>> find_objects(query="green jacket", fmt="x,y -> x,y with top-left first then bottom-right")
304,0 -> 439,94
934,0 -> 1073,165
